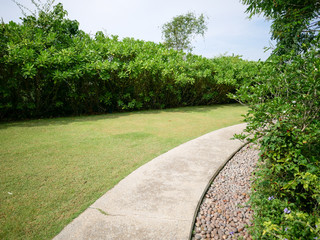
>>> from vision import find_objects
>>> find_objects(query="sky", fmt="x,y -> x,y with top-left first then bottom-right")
0,0 -> 274,61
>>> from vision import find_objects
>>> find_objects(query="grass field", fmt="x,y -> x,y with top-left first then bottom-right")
0,104 -> 248,239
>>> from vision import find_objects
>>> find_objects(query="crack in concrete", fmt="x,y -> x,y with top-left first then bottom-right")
90,207 -> 189,222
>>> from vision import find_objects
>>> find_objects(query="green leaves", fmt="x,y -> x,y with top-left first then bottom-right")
22,63 -> 36,78
213,55 -> 258,86
241,0 -> 320,55
235,2 -> 320,239
0,2 -> 242,120
161,12 -> 208,52
232,19 -> 320,240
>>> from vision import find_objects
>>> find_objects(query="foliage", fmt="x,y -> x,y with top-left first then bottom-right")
249,192 -> 320,239
161,12 -> 208,52
233,44 -> 320,240
0,3 -> 255,120
234,1 -> 320,239
211,55 -> 259,86
0,2 -> 81,119
12,0 -> 55,18
242,0 -> 320,55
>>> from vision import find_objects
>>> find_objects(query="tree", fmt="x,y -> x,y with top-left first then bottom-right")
242,0 -> 320,54
161,12 -> 208,52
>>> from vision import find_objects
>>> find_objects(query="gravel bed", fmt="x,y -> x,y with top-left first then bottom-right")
191,144 -> 260,240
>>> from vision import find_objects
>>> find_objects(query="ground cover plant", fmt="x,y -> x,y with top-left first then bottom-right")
232,0 -> 320,239
0,104 -> 248,240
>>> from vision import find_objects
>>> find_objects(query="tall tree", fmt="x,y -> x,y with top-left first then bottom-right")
161,12 -> 208,52
242,0 -> 320,54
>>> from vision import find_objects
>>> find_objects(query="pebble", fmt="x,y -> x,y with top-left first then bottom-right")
191,144 -> 259,240
195,234 -> 202,240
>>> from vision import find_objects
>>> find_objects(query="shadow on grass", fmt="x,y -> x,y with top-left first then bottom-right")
0,103 -> 244,129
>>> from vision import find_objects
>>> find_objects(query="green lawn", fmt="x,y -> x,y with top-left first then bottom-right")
0,104 -> 248,240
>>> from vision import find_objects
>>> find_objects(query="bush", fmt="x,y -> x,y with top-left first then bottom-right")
0,3 -> 257,120
231,40 -> 320,239
211,55 -> 258,87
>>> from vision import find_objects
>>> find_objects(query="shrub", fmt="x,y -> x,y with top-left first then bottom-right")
211,55 -> 258,87
0,3 -> 258,120
231,40 -> 320,239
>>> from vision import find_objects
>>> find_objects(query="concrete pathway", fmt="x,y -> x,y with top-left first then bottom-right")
54,123 -> 246,240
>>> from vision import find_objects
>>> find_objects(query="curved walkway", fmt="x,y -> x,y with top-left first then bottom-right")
54,123 -> 246,240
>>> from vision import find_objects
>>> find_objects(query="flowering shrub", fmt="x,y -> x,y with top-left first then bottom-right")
233,0 -> 320,237
231,41 -> 320,239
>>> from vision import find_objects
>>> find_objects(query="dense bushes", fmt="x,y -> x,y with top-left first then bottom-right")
211,55 -> 258,87
0,3 -> 257,120
233,1 -> 320,238
232,37 -> 320,240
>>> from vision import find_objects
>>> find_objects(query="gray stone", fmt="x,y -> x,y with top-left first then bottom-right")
195,234 -> 202,240
191,142 -> 259,240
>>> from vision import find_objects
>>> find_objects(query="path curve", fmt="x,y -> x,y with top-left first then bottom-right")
54,123 -> 246,240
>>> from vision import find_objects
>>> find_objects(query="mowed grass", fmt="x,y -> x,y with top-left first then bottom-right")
0,104 -> 248,240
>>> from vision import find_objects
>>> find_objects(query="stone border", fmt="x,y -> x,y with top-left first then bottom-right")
188,142 -> 248,240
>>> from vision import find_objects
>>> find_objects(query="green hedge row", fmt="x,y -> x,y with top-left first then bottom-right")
0,3 -> 257,120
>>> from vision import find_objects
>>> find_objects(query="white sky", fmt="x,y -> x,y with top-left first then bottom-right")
1,0 -> 274,61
